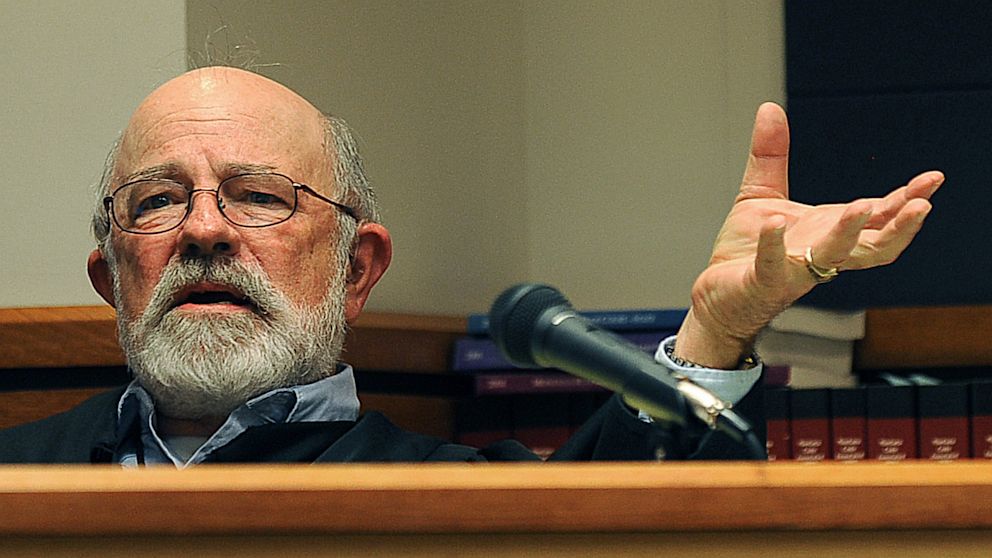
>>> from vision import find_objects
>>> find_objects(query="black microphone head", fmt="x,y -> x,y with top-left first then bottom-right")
489,283 -> 572,368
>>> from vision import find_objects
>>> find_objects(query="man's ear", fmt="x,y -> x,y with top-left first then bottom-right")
87,248 -> 116,307
344,222 -> 392,322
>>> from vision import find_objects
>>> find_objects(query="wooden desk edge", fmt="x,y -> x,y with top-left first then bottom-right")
0,462 -> 990,535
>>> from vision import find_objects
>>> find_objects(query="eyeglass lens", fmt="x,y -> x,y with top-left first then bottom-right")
113,174 -> 299,233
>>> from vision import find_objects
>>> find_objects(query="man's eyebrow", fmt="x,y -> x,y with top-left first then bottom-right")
223,163 -> 278,174
121,162 -> 279,184
122,164 -> 181,184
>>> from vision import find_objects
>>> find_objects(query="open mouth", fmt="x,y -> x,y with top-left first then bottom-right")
171,283 -> 256,312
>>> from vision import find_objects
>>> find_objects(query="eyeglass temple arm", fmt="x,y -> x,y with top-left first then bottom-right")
295,183 -> 359,220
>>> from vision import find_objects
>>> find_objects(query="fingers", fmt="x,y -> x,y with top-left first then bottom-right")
810,201 -> 873,270
738,102 -> 791,201
904,170 -> 945,199
865,171 -> 944,229
858,198 -> 932,267
754,215 -> 787,287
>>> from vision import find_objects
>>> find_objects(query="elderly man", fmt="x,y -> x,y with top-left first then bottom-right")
0,67 -> 942,464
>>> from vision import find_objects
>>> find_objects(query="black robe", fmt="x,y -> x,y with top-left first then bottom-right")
0,385 -> 764,463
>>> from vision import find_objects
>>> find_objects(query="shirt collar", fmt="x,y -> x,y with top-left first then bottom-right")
116,365 -> 360,467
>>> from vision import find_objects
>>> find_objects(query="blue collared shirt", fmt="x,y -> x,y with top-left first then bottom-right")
114,365 -> 360,467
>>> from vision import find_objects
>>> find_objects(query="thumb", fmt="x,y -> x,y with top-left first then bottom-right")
739,102 -> 790,201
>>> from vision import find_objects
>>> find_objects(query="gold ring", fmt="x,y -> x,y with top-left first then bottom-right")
805,246 -> 839,284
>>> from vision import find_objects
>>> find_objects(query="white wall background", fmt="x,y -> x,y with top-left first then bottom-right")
0,0 -> 187,307
3,1 -> 783,315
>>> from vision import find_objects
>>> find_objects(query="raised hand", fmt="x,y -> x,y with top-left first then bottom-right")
674,103 -> 944,369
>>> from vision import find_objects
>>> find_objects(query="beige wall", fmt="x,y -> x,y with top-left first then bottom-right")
523,2 -> 785,310
3,1 -> 783,316
187,0 -> 784,315
186,0 -> 530,316
0,1 -> 187,308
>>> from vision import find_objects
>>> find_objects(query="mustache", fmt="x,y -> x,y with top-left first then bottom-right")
141,255 -> 288,326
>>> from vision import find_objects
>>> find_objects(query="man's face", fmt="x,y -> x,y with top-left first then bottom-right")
110,68 -> 341,321
93,68 -> 364,419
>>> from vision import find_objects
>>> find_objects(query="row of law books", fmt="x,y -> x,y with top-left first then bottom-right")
766,382 -> 992,461
452,307 -> 686,457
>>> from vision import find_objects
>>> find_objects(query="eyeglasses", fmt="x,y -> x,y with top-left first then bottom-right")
104,172 -> 358,234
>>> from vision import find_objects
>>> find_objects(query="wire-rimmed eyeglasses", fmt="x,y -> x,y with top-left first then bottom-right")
104,172 -> 358,235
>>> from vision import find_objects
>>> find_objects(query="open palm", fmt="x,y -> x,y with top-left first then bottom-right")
675,103 -> 943,368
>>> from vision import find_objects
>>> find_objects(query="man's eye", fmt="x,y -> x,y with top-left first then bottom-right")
135,195 -> 174,216
247,191 -> 280,205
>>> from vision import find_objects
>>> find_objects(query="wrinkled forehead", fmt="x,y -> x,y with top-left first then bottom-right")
114,67 -> 329,186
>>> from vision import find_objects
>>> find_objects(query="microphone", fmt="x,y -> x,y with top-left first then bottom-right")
488,284 -> 764,459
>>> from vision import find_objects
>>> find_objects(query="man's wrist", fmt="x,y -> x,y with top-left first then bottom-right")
656,336 -> 763,405
672,308 -> 755,369
665,341 -> 758,371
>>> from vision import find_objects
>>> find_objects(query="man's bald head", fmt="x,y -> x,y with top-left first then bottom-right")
115,67 -> 327,189
93,66 -> 379,247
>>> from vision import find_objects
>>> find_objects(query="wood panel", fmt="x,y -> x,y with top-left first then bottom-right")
343,313 -> 465,372
0,306 -> 122,368
0,462 -> 991,536
0,388 -> 110,430
3,531 -> 992,558
856,305 -> 992,369
8,303 -> 992,376
0,306 -> 465,371
0,307 -> 466,433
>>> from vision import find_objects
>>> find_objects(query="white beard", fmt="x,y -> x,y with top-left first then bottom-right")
115,255 -> 348,419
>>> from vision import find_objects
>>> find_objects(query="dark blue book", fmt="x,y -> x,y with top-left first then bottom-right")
466,308 -> 687,336
451,330 -> 675,372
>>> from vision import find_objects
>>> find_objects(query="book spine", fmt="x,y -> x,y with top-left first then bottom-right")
917,383 -> 969,461
762,365 -> 791,387
973,414 -> 992,459
465,309 -> 687,336
970,381 -> 992,459
764,388 -> 791,461
830,387 -> 866,461
868,418 -> 917,460
790,389 -> 830,461
866,385 -> 917,460
832,417 -> 867,460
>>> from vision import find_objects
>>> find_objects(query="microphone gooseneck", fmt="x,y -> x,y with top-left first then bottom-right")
488,283 -> 765,459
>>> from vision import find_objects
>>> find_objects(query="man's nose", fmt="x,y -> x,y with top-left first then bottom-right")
176,189 -> 242,257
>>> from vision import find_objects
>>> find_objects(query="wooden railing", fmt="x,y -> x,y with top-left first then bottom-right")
0,462 -> 990,555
